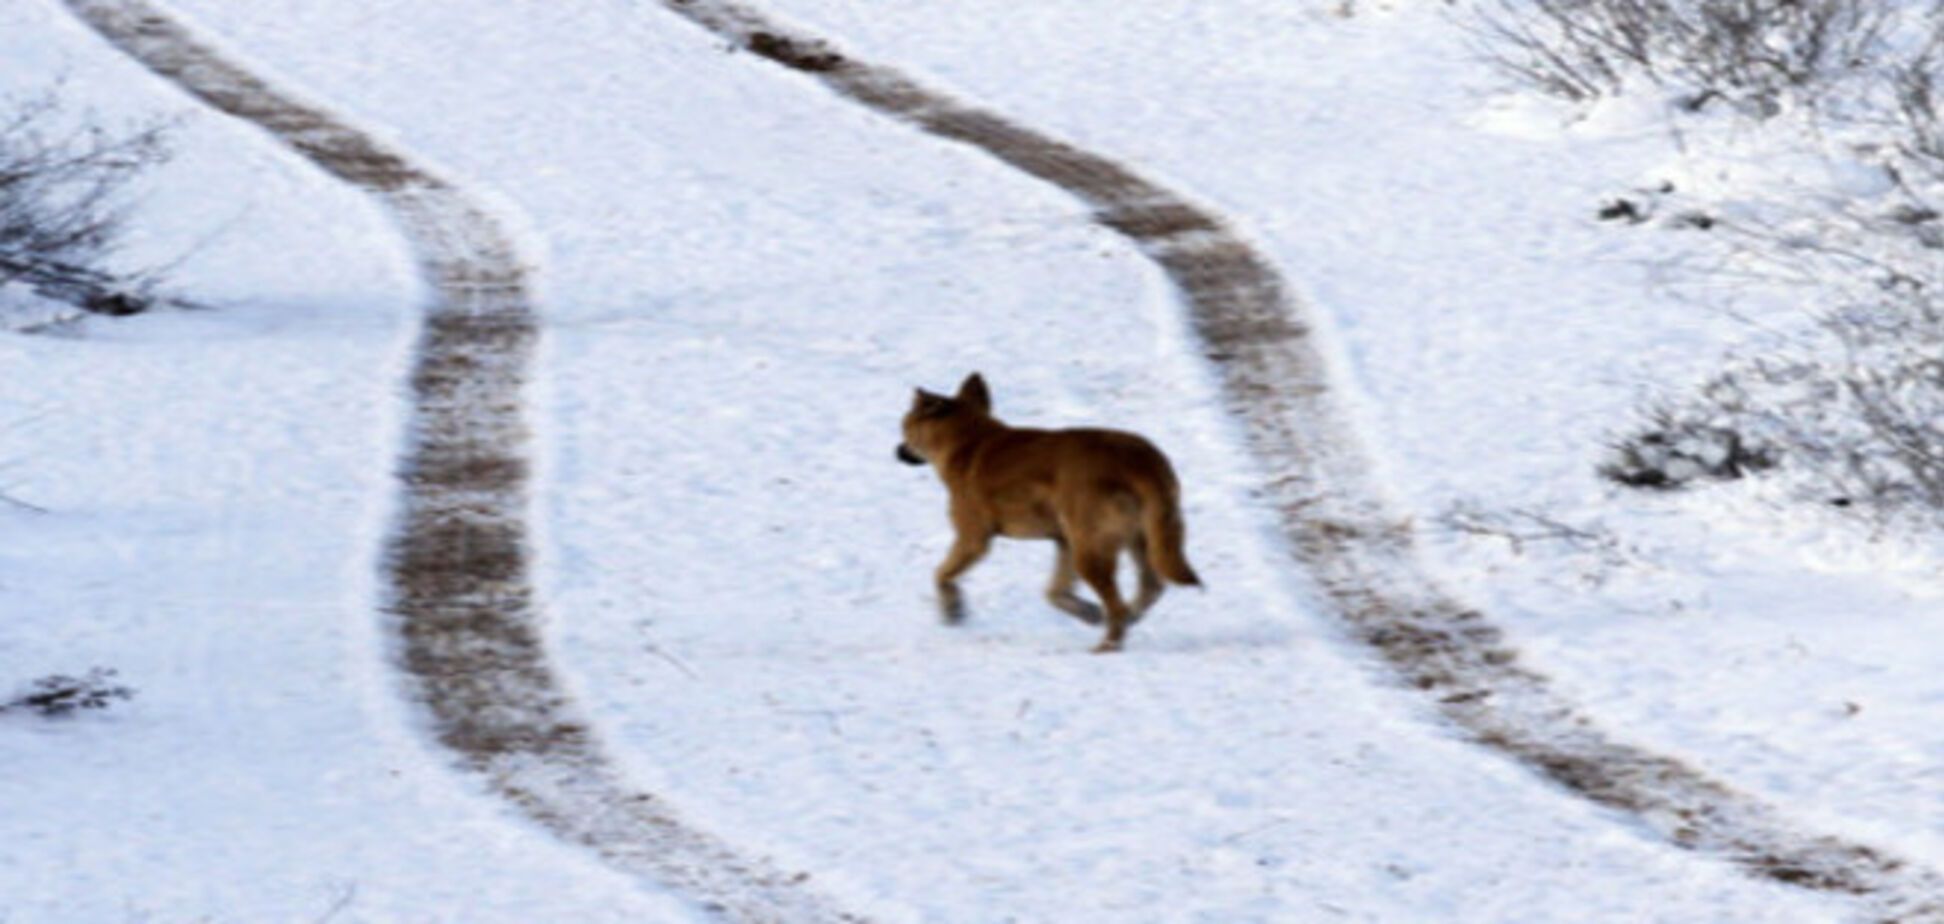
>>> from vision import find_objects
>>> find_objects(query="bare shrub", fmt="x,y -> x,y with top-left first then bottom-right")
1887,43 -> 1944,199
1600,401 -> 1775,490
0,86 -> 172,325
1605,212 -> 1944,525
1468,0 -> 1944,529
1,668 -> 135,717
1467,0 -> 1916,110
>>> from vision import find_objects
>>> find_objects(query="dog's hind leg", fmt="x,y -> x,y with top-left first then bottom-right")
1127,533 -> 1165,623
1045,539 -> 1104,625
934,531 -> 991,625
1074,542 -> 1132,653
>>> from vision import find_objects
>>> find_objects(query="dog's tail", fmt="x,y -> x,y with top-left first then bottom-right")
1137,470 -> 1201,587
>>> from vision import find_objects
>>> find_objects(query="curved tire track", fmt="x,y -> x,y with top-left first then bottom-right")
63,2 -> 862,920
654,1 -> 1944,919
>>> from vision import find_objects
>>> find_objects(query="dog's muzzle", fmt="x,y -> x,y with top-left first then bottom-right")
896,443 -> 924,466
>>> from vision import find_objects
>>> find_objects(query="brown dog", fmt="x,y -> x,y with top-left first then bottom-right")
897,373 -> 1200,652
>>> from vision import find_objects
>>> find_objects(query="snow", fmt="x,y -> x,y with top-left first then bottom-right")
3,0 -> 1935,920
726,0 -> 1944,883
0,2 -> 697,920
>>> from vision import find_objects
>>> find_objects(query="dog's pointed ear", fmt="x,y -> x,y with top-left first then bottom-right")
913,388 -> 952,418
957,373 -> 990,413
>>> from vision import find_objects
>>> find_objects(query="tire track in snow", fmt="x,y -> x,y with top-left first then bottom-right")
62,2 -> 863,920
655,1 -> 1944,918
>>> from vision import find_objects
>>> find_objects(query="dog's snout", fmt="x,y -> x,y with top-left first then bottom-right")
896,443 -> 924,466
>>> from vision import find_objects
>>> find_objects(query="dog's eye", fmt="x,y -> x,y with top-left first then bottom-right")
919,397 -> 954,418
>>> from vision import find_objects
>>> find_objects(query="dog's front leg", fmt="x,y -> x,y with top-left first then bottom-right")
933,532 -> 991,625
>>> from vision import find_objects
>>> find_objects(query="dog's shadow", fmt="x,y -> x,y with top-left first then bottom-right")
1123,624 -> 1303,655
956,614 -> 1302,657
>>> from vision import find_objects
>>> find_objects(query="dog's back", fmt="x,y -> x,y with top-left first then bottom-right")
958,427 -> 1199,585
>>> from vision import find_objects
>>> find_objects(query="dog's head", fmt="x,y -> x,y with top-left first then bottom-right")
897,372 -> 991,466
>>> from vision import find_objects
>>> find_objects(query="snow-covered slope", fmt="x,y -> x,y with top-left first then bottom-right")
740,0 -> 1944,887
0,2 -> 700,921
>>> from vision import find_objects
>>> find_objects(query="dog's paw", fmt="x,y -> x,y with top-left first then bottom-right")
1090,638 -> 1124,654
936,584 -> 969,625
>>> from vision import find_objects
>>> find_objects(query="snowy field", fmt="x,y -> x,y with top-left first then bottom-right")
3,0 -> 1937,920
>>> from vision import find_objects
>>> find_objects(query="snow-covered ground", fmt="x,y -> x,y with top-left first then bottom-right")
0,3 -> 698,921
3,0 -> 1936,920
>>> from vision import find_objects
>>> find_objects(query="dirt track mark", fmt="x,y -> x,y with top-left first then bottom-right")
657,1 -> 1944,918
63,2 -> 862,920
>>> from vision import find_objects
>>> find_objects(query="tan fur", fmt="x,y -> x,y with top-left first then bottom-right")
898,373 -> 1200,653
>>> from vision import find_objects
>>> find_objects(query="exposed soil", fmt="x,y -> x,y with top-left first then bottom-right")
64,1 -> 861,920
658,1 -> 1944,919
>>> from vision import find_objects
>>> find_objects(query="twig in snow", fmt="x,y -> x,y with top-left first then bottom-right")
312,882 -> 358,924
1218,818 -> 1294,846
1436,501 -> 1630,565
643,643 -> 698,680
0,489 -> 47,514
778,707 -> 857,737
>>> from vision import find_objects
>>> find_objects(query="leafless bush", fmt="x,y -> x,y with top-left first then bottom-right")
0,668 -> 134,717
1605,213 -> 1944,525
1468,0 -> 1914,110
1886,43 -> 1944,195
1600,401 -> 1776,489
0,86 -> 172,325
1477,1 -> 1944,529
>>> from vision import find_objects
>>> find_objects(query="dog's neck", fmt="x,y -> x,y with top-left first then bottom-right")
932,414 -> 1007,475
